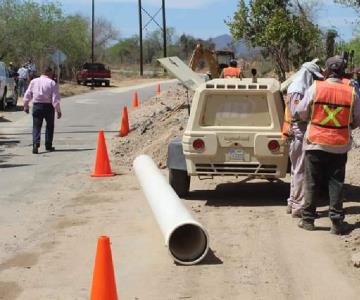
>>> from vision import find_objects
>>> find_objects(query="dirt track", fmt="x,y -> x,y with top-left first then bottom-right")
1,83 -> 360,299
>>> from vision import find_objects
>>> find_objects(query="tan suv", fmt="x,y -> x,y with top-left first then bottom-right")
159,57 -> 289,197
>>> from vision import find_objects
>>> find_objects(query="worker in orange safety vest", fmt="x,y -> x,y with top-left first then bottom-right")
282,60 -> 324,218
220,59 -> 243,79
296,56 -> 360,235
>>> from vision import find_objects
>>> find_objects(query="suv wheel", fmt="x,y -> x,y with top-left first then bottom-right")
169,169 -> 190,197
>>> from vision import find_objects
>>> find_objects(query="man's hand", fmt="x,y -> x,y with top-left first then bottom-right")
24,107 -> 29,114
57,111 -> 62,119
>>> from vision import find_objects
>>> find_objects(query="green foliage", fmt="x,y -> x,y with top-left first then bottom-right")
227,0 -> 323,81
0,0 -> 118,78
107,36 -> 139,65
334,0 -> 360,9
105,28 -> 213,66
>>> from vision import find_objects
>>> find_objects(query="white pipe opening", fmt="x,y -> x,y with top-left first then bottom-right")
133,155 -> 209,265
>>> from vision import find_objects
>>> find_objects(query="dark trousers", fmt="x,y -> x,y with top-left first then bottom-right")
32,103 -> 55,147
303,150 -> 347,222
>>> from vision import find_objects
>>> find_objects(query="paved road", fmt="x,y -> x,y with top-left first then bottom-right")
0,80 -> 177,298
0,79 -> 176,194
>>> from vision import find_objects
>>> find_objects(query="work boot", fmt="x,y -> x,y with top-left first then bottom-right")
330,220 -> 353,235
32,144 -> 39,154
298,219 -> 315,231
45,145 -> 55,152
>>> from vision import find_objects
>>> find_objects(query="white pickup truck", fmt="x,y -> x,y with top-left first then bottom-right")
0,61 -> 18,110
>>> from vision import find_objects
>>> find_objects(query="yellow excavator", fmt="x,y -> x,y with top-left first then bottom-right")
189,44 -> 235,79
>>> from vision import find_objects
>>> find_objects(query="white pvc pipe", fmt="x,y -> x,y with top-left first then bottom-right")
133,155 -> 209,265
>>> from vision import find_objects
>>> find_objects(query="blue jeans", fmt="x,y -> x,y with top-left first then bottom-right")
32,103 -> 55,147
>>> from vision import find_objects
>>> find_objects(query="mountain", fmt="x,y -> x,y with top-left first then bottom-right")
208,34 -> 258,56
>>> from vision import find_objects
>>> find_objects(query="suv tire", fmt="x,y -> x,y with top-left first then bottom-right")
169,169 -> 190,198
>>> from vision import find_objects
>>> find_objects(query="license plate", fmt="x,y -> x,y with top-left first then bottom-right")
229,149 -> 245,161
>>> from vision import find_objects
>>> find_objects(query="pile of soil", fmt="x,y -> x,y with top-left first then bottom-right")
111,85 -> 193,168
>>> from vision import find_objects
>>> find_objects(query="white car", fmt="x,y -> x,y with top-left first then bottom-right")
0,61 -> 18,110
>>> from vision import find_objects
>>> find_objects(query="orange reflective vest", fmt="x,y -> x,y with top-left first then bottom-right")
308,80 -> 354,146
281,95 -> 292,140
223,67 -> 240,78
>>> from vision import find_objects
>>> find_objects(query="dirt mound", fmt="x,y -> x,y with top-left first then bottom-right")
111,85 -> 193,168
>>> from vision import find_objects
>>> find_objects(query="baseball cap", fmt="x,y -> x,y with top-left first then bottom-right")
326,55 -> 344,71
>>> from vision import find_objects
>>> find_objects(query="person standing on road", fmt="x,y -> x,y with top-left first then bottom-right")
23,66 -> 62,154
282,60 -> 324,218
27,59 -> 37,80
220,59 -> 243,79
17,64 -> 29,97
296,56 -> 360,235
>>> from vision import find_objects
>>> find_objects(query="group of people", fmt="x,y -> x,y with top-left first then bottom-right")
9,59 -> 38,97
283,55 -> 360,235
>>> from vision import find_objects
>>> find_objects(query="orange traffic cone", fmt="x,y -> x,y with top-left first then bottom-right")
132,92 -> 139,108
156,84 -> 161,95
90,236 -> 118,300
91,130 -> 115,177
119,106 -> 129,137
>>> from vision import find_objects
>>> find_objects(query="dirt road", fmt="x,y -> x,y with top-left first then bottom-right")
1,82 -> 360,299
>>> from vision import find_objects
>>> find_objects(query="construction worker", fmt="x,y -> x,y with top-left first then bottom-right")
282,60 -> 324,218
296,56 -> 360,234
220,59 -> 242,79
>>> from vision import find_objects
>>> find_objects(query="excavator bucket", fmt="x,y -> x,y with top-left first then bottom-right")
158,56 -> 206,91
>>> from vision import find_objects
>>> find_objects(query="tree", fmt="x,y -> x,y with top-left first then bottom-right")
93,17 -> 120,61
107,36 -> 139,64
326,30 -> 338,59
227,0 -> 323,81
334,0 -> 360,9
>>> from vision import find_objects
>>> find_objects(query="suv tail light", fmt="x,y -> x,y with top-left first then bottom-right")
193,138 -> 205,151
268,140 -> 280,152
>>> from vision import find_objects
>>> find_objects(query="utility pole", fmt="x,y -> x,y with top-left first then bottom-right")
138,0 -> 167,76
138,0 -> 144,76
91,0 -> 95,89
162,0 -> 167,58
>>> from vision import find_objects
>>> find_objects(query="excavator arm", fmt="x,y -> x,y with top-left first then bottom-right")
189,44 -> 220,78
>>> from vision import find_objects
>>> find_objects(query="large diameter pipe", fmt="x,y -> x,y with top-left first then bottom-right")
133,155 -> 209,265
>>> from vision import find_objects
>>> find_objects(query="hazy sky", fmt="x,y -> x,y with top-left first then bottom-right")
55,0 -> 358,41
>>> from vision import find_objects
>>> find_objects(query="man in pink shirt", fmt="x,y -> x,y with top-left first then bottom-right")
24,67 -> 62,154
